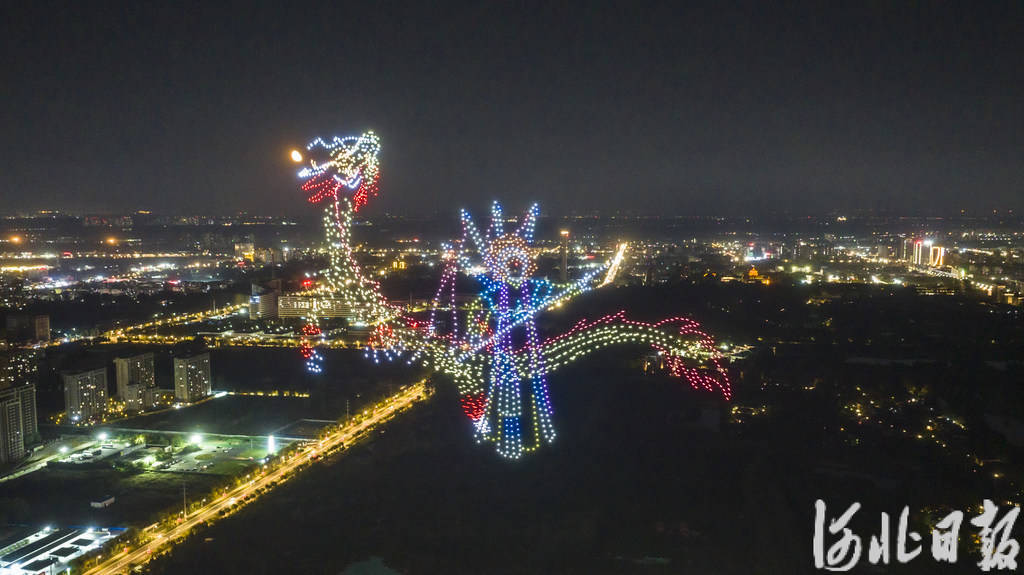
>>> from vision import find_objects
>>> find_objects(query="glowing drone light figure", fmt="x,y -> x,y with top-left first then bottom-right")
299,323 -> 324,374
424,203 -> 733,459
292,131 -> 733,459
292,131 -> 392,374
451,202 -> 557,458
293,132 -> 381,211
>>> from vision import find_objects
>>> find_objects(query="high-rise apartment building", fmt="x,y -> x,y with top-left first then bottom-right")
0,391 -> 25,463
113,352 -> 155,412
0,384 -> 36,463
174,352 -> 211,403
63,367 -> 108,423
0,350 -> 40,463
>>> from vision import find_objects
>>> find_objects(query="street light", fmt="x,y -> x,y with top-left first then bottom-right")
59,446 -> 68,454
98,432 -> 108,441
189,433 -> 203,445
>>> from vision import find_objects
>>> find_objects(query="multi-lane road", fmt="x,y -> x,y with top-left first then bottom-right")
83,380 -> 430,575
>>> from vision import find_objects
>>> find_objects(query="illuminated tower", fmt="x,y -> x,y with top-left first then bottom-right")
559,229 -> 570,283
912,239 -> 924,266
901,237 -> 914,261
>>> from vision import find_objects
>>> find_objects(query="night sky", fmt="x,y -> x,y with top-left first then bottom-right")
3,1 -> 1022,216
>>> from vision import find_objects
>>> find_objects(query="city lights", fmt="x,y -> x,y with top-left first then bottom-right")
8,10 -> 1024,575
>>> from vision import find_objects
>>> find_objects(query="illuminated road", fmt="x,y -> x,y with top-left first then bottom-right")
83,380 -> 430,575
102,303 -> 248,343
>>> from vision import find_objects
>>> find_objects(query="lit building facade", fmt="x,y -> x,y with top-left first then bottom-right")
63,367 -> 108,423
174,352 -> 211,403
0,352 -> 39,459
250,279 -> 282,319
278,295 -> 355,319
0,388 -> 28,463
113,352 -> 155,412
234,242 -> 255,262
255,247 -> 282,264
912,239 -> 925,266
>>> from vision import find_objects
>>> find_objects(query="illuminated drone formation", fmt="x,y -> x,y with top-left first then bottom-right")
293,131 -> 396,373
294,131 -> 732,459
449,203 -> 555,458
296,132 -> 381,211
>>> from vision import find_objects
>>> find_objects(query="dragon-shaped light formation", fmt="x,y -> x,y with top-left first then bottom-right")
292,132 -> 396,373
296,133 -> 381,211
292,131 -> 732,459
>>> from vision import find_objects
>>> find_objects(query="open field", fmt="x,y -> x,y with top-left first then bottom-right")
110,396 -> 319,437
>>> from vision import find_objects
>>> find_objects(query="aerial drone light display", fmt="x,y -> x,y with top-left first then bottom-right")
293,131 -> 732,459
296,132 -> 381,211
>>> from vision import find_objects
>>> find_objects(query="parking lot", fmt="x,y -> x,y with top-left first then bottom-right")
112,435 -> 284,476
159,438 -> 268,474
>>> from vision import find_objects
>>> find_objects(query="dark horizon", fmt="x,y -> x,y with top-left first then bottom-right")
3,1 -> 1023,216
